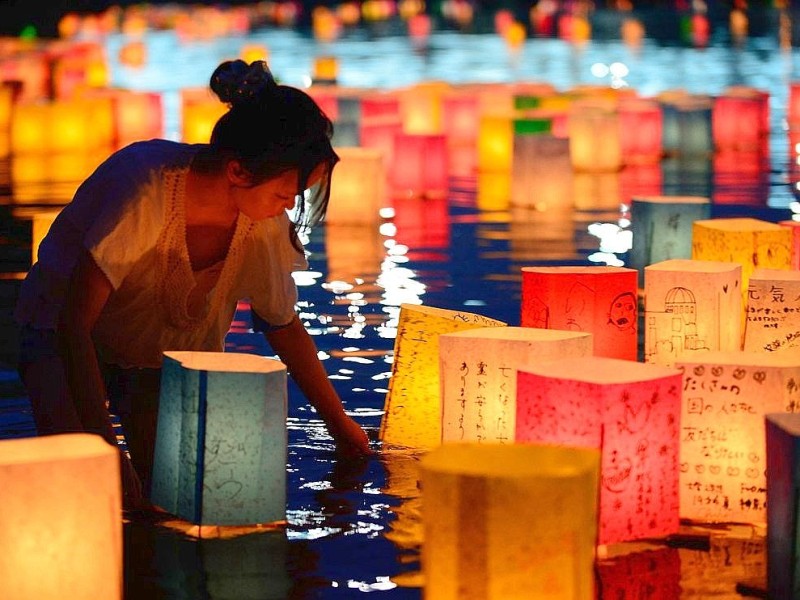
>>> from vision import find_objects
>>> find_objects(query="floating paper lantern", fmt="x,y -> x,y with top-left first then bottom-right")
325,223 -> 384,288
618,98 -> 663,165
676,351 -> 800,524
379,304 -> 506,449
743,268 -> 800,353
675,96 -> 714,157
713,93 -> 764,153
521,266 -> 638,360
326,147 -> 385,225
644,259 -> 742,366
0,433 -> 121,600
151,351 -> 288,526
10,102 -> 48,154
399,81 -> 450,134
692,218 -> 793,312
629,195 -> 711,284
516,356 -> 683,544
765,413 -> 800,599
779,220 -> 800,270
0,52 -> 50,102
181,89 -> 227,144
568,101 -> 622,172
619,164 -> 663,206
390,133 -> 448,197
360,115 -> 402,168
12,97 -> 113,153
511,132 -> 572,210
312,56 -> 339,83
442,92 -> 479,147
420,443 -> 600,599
439,327 -> 592,443
112,90 -> 163,148
478,113 -> 514,173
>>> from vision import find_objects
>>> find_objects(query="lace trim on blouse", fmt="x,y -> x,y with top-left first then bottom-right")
156,167 -> 255,330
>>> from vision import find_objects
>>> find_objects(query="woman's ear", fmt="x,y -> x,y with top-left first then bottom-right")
226,160 -> 253,187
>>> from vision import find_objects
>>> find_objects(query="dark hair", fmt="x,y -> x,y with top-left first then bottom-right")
205,59 -> 339,243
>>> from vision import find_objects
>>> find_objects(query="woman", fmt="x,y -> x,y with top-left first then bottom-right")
15,59 -> 370,507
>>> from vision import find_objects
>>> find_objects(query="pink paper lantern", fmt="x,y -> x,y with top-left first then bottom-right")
360,115 -> 402,169
713,94 -> 763,153
618,98 -> 663,165
516,356 -> 683,544
442,92 -> 479,146
390,132 -> 448,197
521,266 -> 638,360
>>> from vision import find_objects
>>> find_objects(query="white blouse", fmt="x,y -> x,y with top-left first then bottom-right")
15,140 -> 307,368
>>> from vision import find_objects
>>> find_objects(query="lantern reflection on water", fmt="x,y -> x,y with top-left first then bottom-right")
516,356 -> 682,544
420,443 -> 600,599
0,433 -> 121,600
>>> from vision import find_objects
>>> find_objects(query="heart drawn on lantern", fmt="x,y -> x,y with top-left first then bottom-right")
746,467 -> 760,479
695,464 -> 705,474
723,284 -> 729,293
727,466 -> 740,476
733,368 -> 746,380
680,462 -> 689,473
753,371 -> 766,384
709,465 -> 721,474
601,457 -> 633,493
711,366 -> 724,377
693,366 -> 705,376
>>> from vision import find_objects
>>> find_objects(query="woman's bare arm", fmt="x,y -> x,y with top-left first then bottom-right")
264,315 -> 371,457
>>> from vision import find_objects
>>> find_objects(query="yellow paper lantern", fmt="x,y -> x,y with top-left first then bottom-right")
10,102 -> 49,154
181,90 -> 227,144
439,327 -> 592,443
476,170 -> 511,211
240,44 -> 269,65
568,101 -> 622,172
313,56 -> 339,83
379,304 -> 506,449
0,433 -> 121,600
327,147 -> 385,225
478,113 -> 514,172
677,350 -> 800,525
421,443 -> 600,599
400,81 -> 450,135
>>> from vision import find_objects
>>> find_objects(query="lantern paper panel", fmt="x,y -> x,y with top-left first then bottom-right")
618,98 -> 663,165
629,196 -> 711,286
478,113 -> 514,172
379,304 -> 506,449
359,115 -> 402,168
326,146 -> 385,225
0,433 -> 121,600
679,535 -> 766,596
676,351 -> 800,524
516,356 -> 682,544
644,259 -> 742,366
390,133 -> 448,197
151,351 -> 288,526
778,220 -> 800,270
420,443 -> 600,600
439,327 -> 593,443
511,134 -> 573,210
476,170 -> 511,211
442,92 -> 479,146
596,548 -> 681,600
567,102 -> 622,172
743,268 -> 800,353
692,218 -> 793,312
765,413 -> 800,600
399,81 -> 450,134
521,266 -> 638,360
675,96 -> 714,157
713,94 -> 764,153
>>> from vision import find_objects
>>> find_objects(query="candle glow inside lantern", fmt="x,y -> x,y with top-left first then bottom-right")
765,413 -> 800,600
0,433 -> 121,600
439,327 -> 593,443
644,259 -> 742,366
181,89 -> 228,144
521,266 -> 638,360
390,133 -> 448,197
511,131 -> 572,210
326,147 -> 385,225
713,93 -> 765,153
618,98 -> 663,165
692,218 -> 793,313
420,443 -> 600,600
676,351 -> 800,525
516,356 -> 683,544
379,304 -> 506,449
743,268 -> 800,353
629,196 -> 711,285
400,81 -> 450,134
567,101 -> 622,172
478,113 -> 514,173
151,351 -> 288,526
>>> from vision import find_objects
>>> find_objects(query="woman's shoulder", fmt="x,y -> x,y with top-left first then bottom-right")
109,139 -> 201,175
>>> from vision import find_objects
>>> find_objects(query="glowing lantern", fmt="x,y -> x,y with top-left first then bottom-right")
567,101 -> 622,172
476,170 -> 511,212
629,195 -> 711,284
619,164 -> 663,205
360,115 -> 402,168
692,218 -> 793,312
676,96 -> 714,157
360,92 -> 401,121
621,17 -> 646,48
181,89 -> 227,144
118,41 -> 147,68
779,220 -> 800,269
644,259 -> 742,366
312,8 -> 341,43
10,102 -> 48,154
442,92 -> 479,147
240,44 -> 269,65
713,93 -> 764,153
151,351 -> 288,526
326,147 -> 385,225
306,86 -> 339,122
765,413 -> 800,600
598,548 -> 681,599
516,356 -> 682,544
0,52 -> 50,102
618,98 -> 663,165
379,304 -> 506,449
676,350 -> 800,524
439,327 -> 593,443
511,131 -> 572,210
390,133 -> 448,198
478,113 -> 514,173
399,81 -> 450,135
420,443 -> 600,599
572,171 -> 621,210
0,433 -> 121,600
111,90 -> 163,148
743,268 -> 800,353
312,56 -> 339,83
521,266 -> 638,360
503,21 -> 527,49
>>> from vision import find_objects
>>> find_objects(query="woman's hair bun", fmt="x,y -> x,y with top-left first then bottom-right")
210,59 -> 278,106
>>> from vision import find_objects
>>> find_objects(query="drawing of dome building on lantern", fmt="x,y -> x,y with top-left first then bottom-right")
645,286 -> 710,364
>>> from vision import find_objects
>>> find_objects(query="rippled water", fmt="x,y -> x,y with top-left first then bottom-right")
6,13 -> 798,598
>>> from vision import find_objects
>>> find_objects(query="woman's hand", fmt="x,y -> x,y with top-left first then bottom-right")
328,415 -> 372,458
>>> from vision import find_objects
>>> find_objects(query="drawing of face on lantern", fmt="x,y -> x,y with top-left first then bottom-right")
439,327 -> 593,443
521,266 -> 638,360
765,413 -> 800,600
515,356 -> 683,544
644,259 -> 742,367
420,444 -> 600,600
0,433 -> 121,600
379,304 -> 506,449
743,269 -> 800,353
629,196 -> 711,285
676,351 -> 800,525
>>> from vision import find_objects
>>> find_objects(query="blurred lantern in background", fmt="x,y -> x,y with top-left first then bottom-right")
312,55 -> 339,84
618,98 -> 663,165
568,100 -> 622,172
327,147 -> 385,225
390,133 -> 448,197
180,88 -> 227,144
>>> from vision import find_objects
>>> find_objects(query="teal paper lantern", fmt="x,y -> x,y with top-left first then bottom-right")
151,351 -> 288,526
